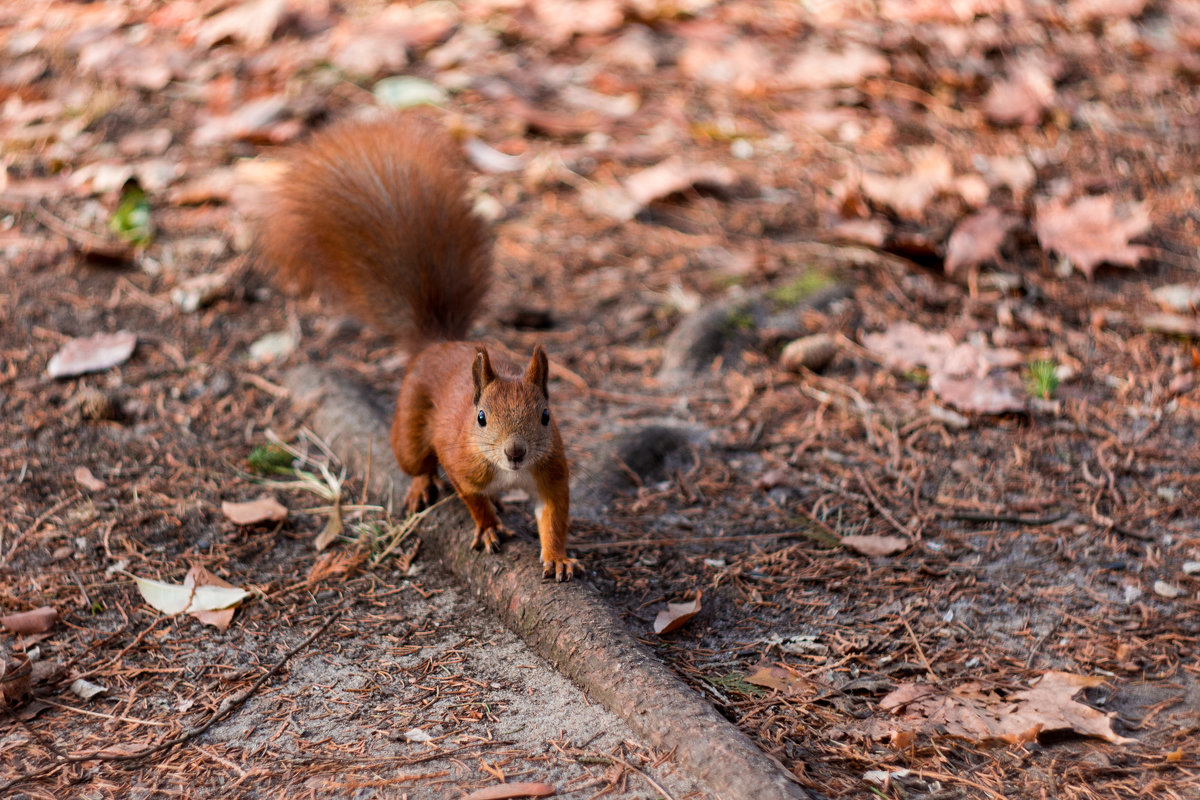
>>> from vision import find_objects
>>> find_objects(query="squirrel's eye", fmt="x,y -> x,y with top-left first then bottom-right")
477,410 -> 487,427
541,409 -> 550,426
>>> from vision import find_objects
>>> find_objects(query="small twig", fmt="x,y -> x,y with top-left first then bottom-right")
944,508 -> 1071,526
902,619 -> 936,682
36,699 -> 168,727
855,469 -> 915,538
0,611 -> 342,794
570,529 -> 817,552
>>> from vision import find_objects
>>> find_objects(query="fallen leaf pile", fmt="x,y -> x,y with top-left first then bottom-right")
862,322 -> 1027,414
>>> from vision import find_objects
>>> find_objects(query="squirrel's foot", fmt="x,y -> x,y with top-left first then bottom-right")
403,476 -> 438,515
542,555 -> 581,583
472,523 -> 511,554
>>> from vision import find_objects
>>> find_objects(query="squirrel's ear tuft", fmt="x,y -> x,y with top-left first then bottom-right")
525,344 -> 549,400
472,348 -> 496,405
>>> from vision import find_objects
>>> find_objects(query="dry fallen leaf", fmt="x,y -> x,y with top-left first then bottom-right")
880,671 -> 1133,746
624,157 -> 737,209
860,147 -> 954,220
1,657 -> 32,706
583,158 -> 737,221
196,0 -> 287,49
840,534 -> 911,557
679,37 -> 774,94
222,495 -> 288,526
1035,195 -> 1151,279
46,331 -> 137,378
984,58 -> 1056,127
1151,284 -> 1200,313
653,592 -> 703,635
74,466 -> 107,492
1141,312 -> 1200,339
978,154 -> 1036,202
133,571 -> 249,622
183,566 -> 243,630
780,43 -> 889,89
462,783 -> 557,800
862,322 -> 956,373
863,322 -> 1027,414
944,208 -> 1019,276
1,606 -> 59,635
929,370 -> 1027,415
69,677 -> 108,700
1001,672 -> 1135,745
745,665 -> 805,693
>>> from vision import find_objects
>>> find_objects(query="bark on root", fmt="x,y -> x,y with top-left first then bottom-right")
284,365 -> 817,800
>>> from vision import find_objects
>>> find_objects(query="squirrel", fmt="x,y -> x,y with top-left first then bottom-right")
256,114 -> 580,582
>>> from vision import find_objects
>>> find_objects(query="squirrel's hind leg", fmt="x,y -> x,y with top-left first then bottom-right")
391,386 -> 441,514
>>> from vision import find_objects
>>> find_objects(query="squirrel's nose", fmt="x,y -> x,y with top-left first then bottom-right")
504,440 -> 527,464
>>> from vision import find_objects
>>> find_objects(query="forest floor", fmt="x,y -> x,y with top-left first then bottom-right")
2,1 -> 1199,799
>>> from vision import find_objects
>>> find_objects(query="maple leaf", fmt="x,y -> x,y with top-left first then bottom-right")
880,672 -> 1133,745
1035,195 -> 1152,279
944,207 -> 1019,276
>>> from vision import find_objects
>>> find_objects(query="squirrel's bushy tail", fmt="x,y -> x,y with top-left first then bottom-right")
257,115 -> 491,350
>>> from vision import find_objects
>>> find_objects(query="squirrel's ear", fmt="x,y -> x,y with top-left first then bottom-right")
472,348 -> 496,405
525,344 -> 549,400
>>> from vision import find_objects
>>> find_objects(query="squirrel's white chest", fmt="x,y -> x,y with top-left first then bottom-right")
485,466 -> 539,497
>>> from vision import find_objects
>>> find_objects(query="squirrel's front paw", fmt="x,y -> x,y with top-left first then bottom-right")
472,524 -> 511,554
542,555 -> 581,583
403,476 -> 437,515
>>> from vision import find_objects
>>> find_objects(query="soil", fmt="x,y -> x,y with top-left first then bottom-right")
3,2 -> 1200,799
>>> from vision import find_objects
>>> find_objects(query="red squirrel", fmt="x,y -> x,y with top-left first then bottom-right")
256,114 -> 580,582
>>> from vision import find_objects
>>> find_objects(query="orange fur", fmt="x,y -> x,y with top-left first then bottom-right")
257,115 -> 578,581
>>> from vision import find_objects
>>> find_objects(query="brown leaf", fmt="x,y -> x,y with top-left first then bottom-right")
860,147 -> 954,220
584,158 -> 737,222
840,534 -> 911,557
984,58 -> 1056,127
1,606 -> 59,635
862,322 -> 1027,414
653,592 -> 703,635
196,0 -> 287,49
1035,195 -> 1151,279
831,217 -> 888,248
745,665 -> 804,693
780,44 -> 889,89
1141,312 -> 1200,339
1069,0 -> 1148,22
222,495 -> 288,526
74,466 -> 108,492
880,672 -> 1133,745
979,155 -> 1036,202
944,208 -> 1019,276
329,3 -> 458,76
1000,672 -> 1134,745
46,331 -> 137,378
183,566 -> 240,630
862,322 -> 956,372
929,370 -> 1027,415
624,157 -> 737,208
462,782 -> 557,800
0,657 -> 32,707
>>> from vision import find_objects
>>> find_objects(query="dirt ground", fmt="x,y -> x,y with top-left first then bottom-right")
3,1 -> 1200,798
